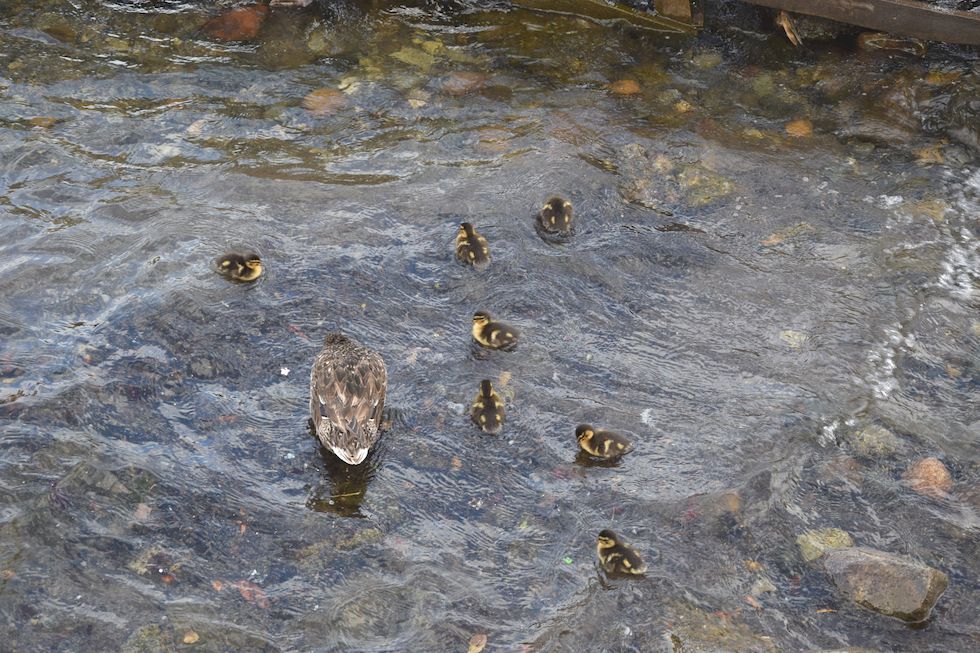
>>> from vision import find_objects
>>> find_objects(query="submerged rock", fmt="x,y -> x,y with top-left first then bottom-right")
440,71 -> 487,96
608,79 -> 641,96
664,598 -> 778,653
121,623 -> 173,653
903,457 -> 953,499
678,165 -> 735,207
823,547 -> 948,622
845,424 -> 900,457
797,528 -> 853,562
204,4 -> 268,42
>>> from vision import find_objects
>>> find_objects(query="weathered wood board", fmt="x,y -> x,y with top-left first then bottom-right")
742,0 -> 980,45
655,0 -> 704,25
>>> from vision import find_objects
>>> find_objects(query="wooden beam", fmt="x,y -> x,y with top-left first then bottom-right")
655,0 -> 704,26
741,0 -> 980,45
513,0 -> 699,32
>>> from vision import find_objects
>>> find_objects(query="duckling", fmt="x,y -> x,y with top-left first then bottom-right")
471,379 -> 505,434
472,311 -> 519,351
597,529 -> 647,576
309,333 -> 388,465
537,196 -> 573,235
455,222 -> 490,267
576,424 -> 632,459
216,252 -> 263,282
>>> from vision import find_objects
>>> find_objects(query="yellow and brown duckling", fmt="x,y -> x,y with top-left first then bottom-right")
576,424 -> 632,459
597,529 -> 647,576
472,311 -> 519,352
455,222 -> 490,267
470,379 -> 505,434
216,252 -> 263,282
537,196 -> 573,235
309,333 -> 388,465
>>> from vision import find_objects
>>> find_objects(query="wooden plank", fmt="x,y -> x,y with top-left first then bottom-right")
655,0 -> 705,26
741,0 -> 980,45
512,0 -> 699,32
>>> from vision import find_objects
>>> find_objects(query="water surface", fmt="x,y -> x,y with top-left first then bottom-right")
1,2 -> 979,651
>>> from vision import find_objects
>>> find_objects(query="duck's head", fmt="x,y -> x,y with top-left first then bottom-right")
575,424 -> 595,443
473,311 -> 491,327
459,222 -> 477,238
597,529 -> 618,548
480,379 -> 494,396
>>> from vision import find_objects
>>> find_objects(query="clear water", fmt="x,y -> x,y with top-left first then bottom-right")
1,2 -> 978,651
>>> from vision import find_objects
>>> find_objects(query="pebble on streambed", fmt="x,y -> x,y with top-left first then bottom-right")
903,456 -> 953,499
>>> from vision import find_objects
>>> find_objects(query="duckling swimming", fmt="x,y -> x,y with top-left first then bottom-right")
455,222 -> 490,267
471,379 -> 505,434
537,197 -> 573,235
597,529 -> 647,576
472,311 -> 519,351
216,252 -> 263,282
309,333 -> 387,465
576,424 -> 632,459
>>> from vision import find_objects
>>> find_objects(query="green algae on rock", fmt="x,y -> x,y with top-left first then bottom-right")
797,527 -> 854,562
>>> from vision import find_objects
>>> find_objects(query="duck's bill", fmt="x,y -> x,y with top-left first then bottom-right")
332,446 -> 369,465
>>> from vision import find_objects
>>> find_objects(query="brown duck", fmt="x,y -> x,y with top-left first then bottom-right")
309,333 -> 387,465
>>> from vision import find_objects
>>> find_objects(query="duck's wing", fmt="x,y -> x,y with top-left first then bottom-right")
312,349 -> 387,440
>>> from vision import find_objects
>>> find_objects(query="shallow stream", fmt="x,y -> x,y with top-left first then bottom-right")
1,2 -> 978,651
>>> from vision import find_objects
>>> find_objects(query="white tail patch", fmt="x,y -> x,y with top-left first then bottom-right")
332,446 -> 369,465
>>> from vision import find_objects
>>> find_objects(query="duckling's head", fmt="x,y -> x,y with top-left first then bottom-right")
597,529 -> 618,548
473,311 -> 491,327
240,256 -> 262,278
480,379 -> 494,396
459,222 -> 477,238
576,424 -> 595,442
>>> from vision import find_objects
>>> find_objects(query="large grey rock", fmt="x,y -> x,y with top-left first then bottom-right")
823,547 -> 948,622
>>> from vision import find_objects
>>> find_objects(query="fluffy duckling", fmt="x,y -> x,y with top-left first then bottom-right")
576,424 -> 632,459
471,379 -> 505,434
216,252 -> 263,282
310,333 -> 388,465
455,222 -> 490,267
537,197 -> 573,235
472,311 -> 519,351
597,529 -> 647,576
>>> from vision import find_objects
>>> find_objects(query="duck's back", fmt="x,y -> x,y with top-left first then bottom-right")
310,333 -> 387,463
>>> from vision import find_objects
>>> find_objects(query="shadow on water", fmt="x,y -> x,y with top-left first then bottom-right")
0,0 -> 979,650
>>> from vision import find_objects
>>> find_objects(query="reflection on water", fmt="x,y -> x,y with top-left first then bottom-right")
1,0 -> 979,650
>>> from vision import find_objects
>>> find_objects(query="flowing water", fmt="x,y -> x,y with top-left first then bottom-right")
1,1 -> 978,651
